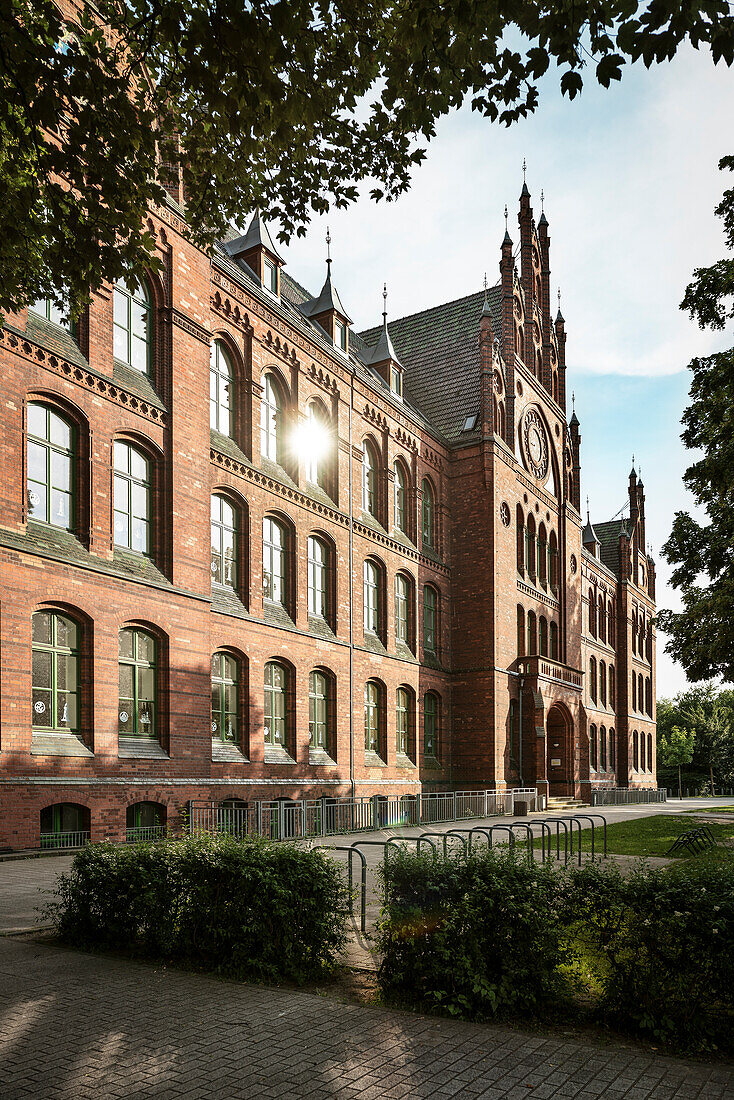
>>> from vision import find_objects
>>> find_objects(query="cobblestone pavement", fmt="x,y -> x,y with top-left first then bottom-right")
0,937 -> 732,1100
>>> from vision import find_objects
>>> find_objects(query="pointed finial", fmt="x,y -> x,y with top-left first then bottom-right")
586,495 -> 590,523
572,391 -> 575,413
540,189 -> 544,213
382,282 -> 388,327
558,288 -> 561,311
504,204 -> 508,230
483,272 -> 488,301
522,158 -> 527,182
326,225 -> 332,271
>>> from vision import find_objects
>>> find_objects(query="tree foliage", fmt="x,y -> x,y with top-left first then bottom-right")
656,684 -> 734,789
659,156 -> 734,682
3,0 -> 734,316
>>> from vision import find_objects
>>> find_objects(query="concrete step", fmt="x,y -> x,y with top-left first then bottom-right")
546,797 -> 589,811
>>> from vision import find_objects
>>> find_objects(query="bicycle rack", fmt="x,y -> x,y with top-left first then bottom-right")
418,831 -> 466,856
312,844 -> 367,932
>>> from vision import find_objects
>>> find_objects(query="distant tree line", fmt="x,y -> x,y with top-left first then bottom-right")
657,685 -> 734,794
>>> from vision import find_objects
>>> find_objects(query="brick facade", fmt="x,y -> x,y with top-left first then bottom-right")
0,183 -> 656,850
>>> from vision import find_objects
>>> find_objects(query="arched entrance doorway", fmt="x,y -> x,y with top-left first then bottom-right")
547,705 -> 573,797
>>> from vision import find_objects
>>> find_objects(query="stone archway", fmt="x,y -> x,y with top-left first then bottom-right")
547,705 -> 573,797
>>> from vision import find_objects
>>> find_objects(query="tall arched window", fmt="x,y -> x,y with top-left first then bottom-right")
424,691 -> 439,758
539,615 -> 548,657
632,673 -> 637,711
590,724 -> 597,771
645,677 -> 652,717
549,531 -> 559,591
32,610 -> 79,733
517,606 -> 526,657
118,628 -> 157,739
308,669 -> 329,751
526,514 -> 537,578
395,573 -> 410,646
632,616 -> 638,655
647,732 -> 653,773
393,462 -> 407,533
608,600 -> 615,646
113,278 -> 151,373
263,517 -> 287,606
600,725 -> 607,770
396,686 -> 411,756
423,585 -> 438,656
305,401 -> 330,488
360,441 -> 377,517
113,441 -> 150,554
260,373 -> 284,462
549,621 -> 559,661
633,730 -> 639,771
610,665 -> 615,708
364,680 -> 382,754
27,402 -> 74,530
598,595 -> 606,643
609,728 -> 616,771
516,505 -> 525,574
640,731 -> 646,772
589,589 -> 597,637
527,610 -> 537,655
421,478 -> 436,548
363,559 -> 380,635
589,656 -> 597,703
210,341 -> 234,435
30,295 -> 68,328
307,535 -> 329,619
211,494 -> 238,589
538,524 -> 548,587
211,652 -> 239,744
264,661 -> 288,747
600,660 -> 607,707
639,673 -> 644,713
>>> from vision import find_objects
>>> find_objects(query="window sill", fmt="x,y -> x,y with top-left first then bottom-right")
422,754 -> 442,770
31,732 -> 93,758
395,752 -> 415,769
309,747 -> 337,767
212,739 -> 248,764
118,737 -> 169,760
264,745 -> 296,765
364,750 -> 386,768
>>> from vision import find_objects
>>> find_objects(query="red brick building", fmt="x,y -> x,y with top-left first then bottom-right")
0,181 -> 656,849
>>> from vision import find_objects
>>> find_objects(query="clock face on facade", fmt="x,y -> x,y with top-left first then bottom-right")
521,408 -> 550,482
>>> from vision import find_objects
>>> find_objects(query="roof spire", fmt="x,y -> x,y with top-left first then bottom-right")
325,225 -> 332,272
556,287 -> 564,323
481,272 -> 492,319
523,158 -> 527,183
586,496 -> 590,523
540,188 -> 544,213
572,390 -> 575,414
521,159 -> 530,197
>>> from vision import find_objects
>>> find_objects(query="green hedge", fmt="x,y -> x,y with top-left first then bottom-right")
377,848 -> 734,1051
376,847 -> 568,1019
45,835 -> 349,983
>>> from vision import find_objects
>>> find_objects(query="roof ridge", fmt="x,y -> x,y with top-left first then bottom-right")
358,285 -> 499,339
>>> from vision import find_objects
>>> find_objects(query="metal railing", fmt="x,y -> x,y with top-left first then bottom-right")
189,788 -> 540,842
40,830 -> 91,851
125,825 -> 167,843
591,787 -> 666,806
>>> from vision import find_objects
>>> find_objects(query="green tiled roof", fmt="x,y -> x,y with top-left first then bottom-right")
358,286 -> 502,442
593,519 -> 625,578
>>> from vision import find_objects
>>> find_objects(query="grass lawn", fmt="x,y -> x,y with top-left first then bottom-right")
531,813 -> 734,858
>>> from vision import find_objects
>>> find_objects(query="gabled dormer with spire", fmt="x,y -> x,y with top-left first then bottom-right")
582,499 -> 601,559
224,209 -> 285,297
300,228 -> 351,356
363,285 -> 403,396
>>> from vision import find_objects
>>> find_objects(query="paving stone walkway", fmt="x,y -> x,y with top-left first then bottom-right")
0,937 -> 732,1099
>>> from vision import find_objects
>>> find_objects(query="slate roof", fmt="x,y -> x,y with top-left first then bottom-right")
358,286 -> 502,443
593,519 -> 625,579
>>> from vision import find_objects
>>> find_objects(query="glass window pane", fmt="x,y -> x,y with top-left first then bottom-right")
28,480 -> 47,521
113,323 -> 128,363
32,611 -> 52,645
56,654 -> 77,691
57,692 -> 77,730
32,689 -> 52,727
138,667 -> 155,700
131,481 -> 148,520
113,441 -> 129,473
119,630 -> 134,659
27,440 -> 47,484
113,475 -> 128,514
130,449 -> 148,481
32,650 -> 52,688
118,703 -> 134,734
138,701 -> 155,736
27,403 -> 47,439
131,518 -> 149,553
119,664 -> 134,698
137,632 -> 156,663
114,510 -> 130,547
51,450 -> 71,490
50,490 -> 71,528
49,413 -> 71,449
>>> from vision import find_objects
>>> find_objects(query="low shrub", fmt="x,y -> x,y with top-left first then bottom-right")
376,847 -> 568,1019
44,835 -> 350,983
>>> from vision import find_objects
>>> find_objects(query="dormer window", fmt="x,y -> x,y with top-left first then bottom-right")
391,365 -> 403,396
263,256 -> 278,295
334,317 -> 347,352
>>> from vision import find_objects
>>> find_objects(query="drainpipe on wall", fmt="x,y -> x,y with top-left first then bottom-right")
348,380 -> 355,801
518,668 -> 525,789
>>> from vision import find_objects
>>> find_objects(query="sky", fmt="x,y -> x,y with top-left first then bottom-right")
276,44 -> 734,700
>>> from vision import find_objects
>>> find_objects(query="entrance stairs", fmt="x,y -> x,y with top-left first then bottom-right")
546,797 -> 589,813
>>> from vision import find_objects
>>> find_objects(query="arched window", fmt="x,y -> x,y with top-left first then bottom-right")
260,372 -> 284,463
517,605 -> 526,657
600,725 -> 607,770
393,462 -> 407,534
526,514 -> 537,578
126,801 -> 165,840
211,651 -> 239,744
113,278 -> 151,373
32,610 -> 79,733
264,661 -> 288,747
118,628 -> 157,739
364,680 -> 383,755
598,595 -> 606,643
210,340 -> 234,435
638,673 -> 644,713
538,524 -> 547,587
211,494 -> 238,589
395,573 -> 412,648
600,660 -> 607,707
646,624 -> 653,663
307,535 -> 329,620
589,589 -> 597,637
589,656 -> 597,704
421,477 -> 436,548
549,621 -> 559,661
113,441 -> 150,554
645,677 -> 652,716
647,732 -> 653,773
516,505 -> 525,574
640,731 -> 646,772
539,615 -> 548,657
632,616 -> 638,655
396,686 -> 411,756
549,530 -> 559,591
30,295 -> 68,329
362,441 -> 378,516
40,803 -> 90,848
633,730 -> 639,771
527,610 -> 537,655
609,728 -> 616,771
305,401 -> 331,489
308,669 -> 330,752
632,673 -> 637,711
608,600 -> 615,646
423,585 -> 438,656
610,665 -> 615,707
590,724 -> 597,771
263,516 -> 287,606
27,403 -> 75,529
424,691 -> 440,758
363,559 -> 381,635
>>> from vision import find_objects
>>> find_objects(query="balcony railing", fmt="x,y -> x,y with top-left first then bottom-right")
125,826 -> 167,843
520,655 -> 583,690
40,830 -> 90,851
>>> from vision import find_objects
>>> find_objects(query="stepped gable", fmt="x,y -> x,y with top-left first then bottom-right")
358,286 -> 502,443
